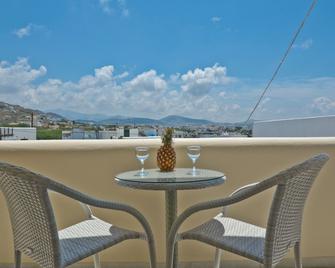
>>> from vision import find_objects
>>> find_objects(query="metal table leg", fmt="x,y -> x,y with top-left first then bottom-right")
166,190 -> 177,268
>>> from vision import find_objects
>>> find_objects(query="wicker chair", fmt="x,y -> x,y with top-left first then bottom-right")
0,162 -> 156,268
166,153 -> 329,268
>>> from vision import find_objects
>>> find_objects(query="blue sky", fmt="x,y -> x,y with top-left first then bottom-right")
0,0 -> 334,122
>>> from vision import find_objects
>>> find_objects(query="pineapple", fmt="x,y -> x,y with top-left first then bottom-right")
157,128 -> 176,172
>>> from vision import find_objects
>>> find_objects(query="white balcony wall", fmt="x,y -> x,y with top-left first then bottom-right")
0,138 -> 334,264
253,115 -> 335,137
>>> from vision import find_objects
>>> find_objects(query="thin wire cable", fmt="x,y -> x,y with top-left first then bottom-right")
245,0 -> 318,125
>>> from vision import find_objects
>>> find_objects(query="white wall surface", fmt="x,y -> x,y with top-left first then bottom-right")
98,130 -> 114,139
0,138 -> 334,263
253,116 -> 335,137
1,127 -> 36,140
129,128 -> 139,137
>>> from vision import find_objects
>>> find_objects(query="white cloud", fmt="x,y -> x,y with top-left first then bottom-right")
99,0 -> 129,16
99,0 -> 112,14
117,0 -> 129,17
181,64 -> 234,96
211,16 -> 221,23
1,58 -> 335,122
219,91 -> 226,97
126,70 -> 167,92
293,39 -> 313,50
0,59 -> 239,121
225,103 -> 240,111
94,65 -> 114,80
262,97 -> 271,104
13,24 -> 33,38
13,23 -> 47,39
247,77 -> 335,120
0,58 -> 46,92
312,97 -> 335,113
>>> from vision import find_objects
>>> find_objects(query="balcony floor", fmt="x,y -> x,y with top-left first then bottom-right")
1,257 -> 335,268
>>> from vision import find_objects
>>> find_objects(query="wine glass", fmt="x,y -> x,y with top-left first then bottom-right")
136,147 -> 149,176
187,145 -> 201,175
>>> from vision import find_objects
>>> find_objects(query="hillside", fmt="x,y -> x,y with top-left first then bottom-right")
100,115 -> 217,126
159,115 -> 215,126
0,102 -> 65,125
0,102 -> 252,128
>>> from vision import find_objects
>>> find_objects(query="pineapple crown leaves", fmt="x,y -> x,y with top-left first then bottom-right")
161,127 -> 174,146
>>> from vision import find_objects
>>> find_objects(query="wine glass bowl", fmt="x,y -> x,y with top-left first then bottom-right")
187,145 -> 201,175
136,146 -> 149,176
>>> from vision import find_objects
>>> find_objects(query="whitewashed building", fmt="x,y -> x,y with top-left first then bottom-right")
129,128 -> 139,137
62,128 -> 139,139
98,130 -> 116,139
62,129 -> 98,139
0,127 -> 36,140
174,130 -> 185,138
253,115 -> 335,137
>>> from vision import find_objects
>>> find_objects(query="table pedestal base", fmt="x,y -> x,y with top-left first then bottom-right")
115,169 -> 225,268
166,190 -> 177,268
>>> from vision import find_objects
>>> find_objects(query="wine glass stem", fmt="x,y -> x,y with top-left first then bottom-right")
192,160 -> 196,173
141,160 -> 144,174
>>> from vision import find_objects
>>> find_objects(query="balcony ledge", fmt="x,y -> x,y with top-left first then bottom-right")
0,138 -> 335,264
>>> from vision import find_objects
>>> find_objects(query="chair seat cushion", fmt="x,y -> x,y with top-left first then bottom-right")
181,214 -> 266,263
59,217 -> 141,266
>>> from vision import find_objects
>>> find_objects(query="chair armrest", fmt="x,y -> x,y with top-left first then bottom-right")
78,202 -> 94,218
166,177 -> 280,268
48,181 -> 156,267
222,182 -> 260,215
48,190 -> 94,219
171,178 -> 276,235
229,182 -> 260,197
47,181 -> 155,248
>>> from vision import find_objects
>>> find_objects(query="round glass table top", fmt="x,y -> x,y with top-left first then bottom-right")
115,168 -> 226,190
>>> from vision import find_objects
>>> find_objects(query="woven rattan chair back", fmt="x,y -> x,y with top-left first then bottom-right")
0,163 -> 61,268
264,154 -> 328,266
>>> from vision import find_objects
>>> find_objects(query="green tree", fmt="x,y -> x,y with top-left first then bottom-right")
37,128 -> 62,140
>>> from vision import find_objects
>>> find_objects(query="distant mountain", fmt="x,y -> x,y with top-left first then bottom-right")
48,109 -> 110,122
100,116 -> 159,125
100,115 -> 218,126
159,115 -> 216,126
52,110 -> 245,127
0,102 -> 252,128
92,114 -> 252,127
0,102 -> 65,125
45,112 -> 66,121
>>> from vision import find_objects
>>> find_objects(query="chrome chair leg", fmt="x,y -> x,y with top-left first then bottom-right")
213,248 -> 222,268
14,250 -> 21,268
93,253 -> 101,268
294,242 -> 302,268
